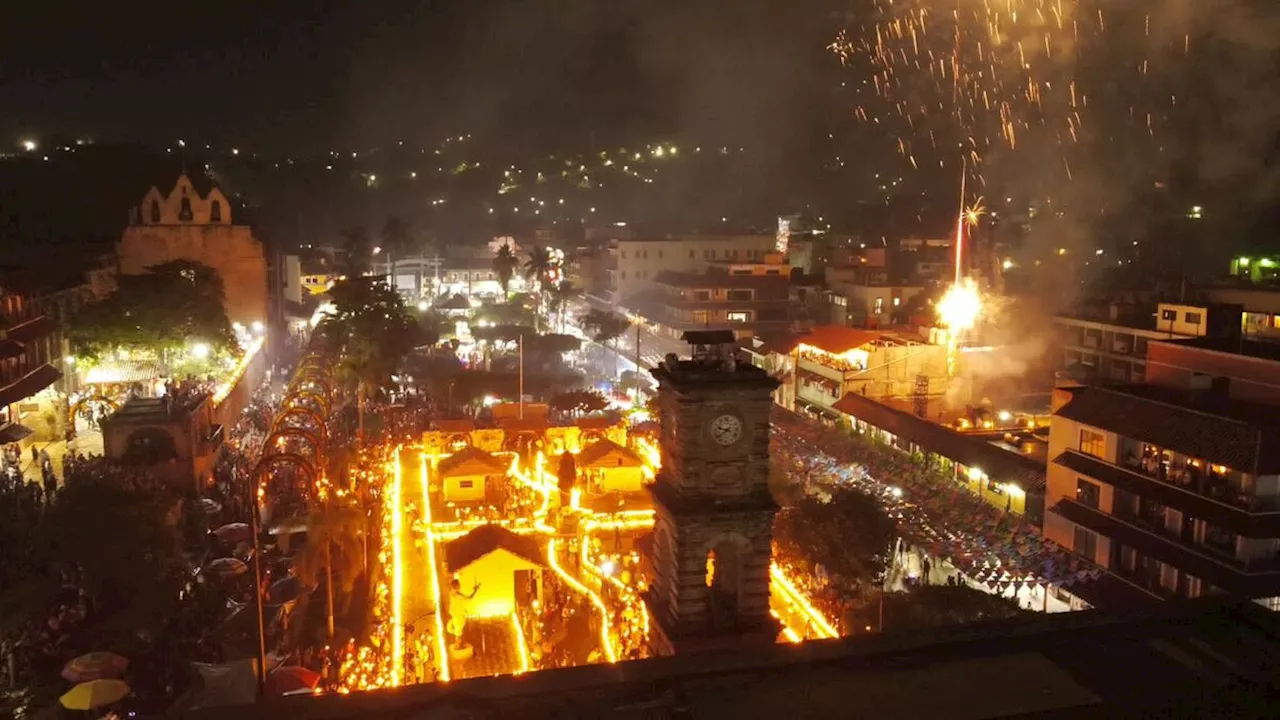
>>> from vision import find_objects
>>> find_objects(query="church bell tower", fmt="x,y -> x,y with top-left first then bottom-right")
643,330 -> 781,656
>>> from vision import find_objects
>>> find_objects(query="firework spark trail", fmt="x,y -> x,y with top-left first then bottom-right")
831,1 -> 1186,204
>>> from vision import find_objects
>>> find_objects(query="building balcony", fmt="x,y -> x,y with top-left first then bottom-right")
1054,451 -> 1280,538
1051,498 -> 1280,597
1116,447 -> 1279,513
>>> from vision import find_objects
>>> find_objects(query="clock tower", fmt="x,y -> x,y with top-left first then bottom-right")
643,330 -> 781,656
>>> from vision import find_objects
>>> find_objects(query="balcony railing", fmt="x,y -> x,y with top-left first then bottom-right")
1109,505 -> 1280,574
1119,453 -> 1280,512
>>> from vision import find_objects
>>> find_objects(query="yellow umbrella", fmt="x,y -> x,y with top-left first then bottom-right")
60,678 -> 130,710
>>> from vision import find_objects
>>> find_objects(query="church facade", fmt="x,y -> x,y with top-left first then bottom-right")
117,175 -> 268,331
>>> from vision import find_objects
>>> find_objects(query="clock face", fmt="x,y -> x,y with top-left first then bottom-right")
710,414 -> 743,446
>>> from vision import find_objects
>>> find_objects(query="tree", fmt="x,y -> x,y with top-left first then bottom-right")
773,488 -> 896,598
492,243 -> 518,299
580,309 -> 632,380
549,280 -> 578,332
876,585 -> 1030,633
39,482 -> 184,641
524,333 -> 581,356
549,389 -> 609,415
339,226 -> 374,277
67,259 -> 238,369
523,246 -> 554,290
321,277 -> 418,442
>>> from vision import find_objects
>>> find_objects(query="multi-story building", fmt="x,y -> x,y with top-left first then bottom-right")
824,266 -> 925,327
1046,337 -> 1280,604
1202,285 -> 1280,340
645,270 -> 792,341
0,283 -> 64,448
1053,301 -> 1241,384
607,234 -> 776,303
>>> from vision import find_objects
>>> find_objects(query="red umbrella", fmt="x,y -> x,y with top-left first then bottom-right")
214,522 -> 252,543
265,666 -> 321,696
61,652 -> 128,683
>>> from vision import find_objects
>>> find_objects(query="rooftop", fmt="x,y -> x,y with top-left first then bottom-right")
1157,336 -> 1280,363
833,392 -> 1046,489
443,524 -> 545,571
179,599 -> 1280,719
1055,384 -> 1280,474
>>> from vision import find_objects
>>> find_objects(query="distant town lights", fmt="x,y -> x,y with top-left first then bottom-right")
20,139 -> 37,152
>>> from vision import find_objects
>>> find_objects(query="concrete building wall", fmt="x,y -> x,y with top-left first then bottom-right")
1145,342 -> 1280,404
1046,415 -> 1118,567
610,235 -> 776,301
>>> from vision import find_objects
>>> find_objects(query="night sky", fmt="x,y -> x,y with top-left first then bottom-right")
1,1 -> 833,153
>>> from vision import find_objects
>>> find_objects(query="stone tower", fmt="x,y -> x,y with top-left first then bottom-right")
644,330 -> 781,656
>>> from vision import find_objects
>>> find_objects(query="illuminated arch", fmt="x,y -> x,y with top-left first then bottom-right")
284,389 -> 330,416
70,394 -> 121,420
289,374 -> 334,405
265,426 -> 324,460
272,406 -> 328,437
254,452 -> 319,505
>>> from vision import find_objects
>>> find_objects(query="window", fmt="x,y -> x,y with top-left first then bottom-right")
1184,311 -> 1202,325
693,290 -> 711,302
1076,478 -> 1101,509
1079,428 -> 1106,458
1073,525 -> 1098,560
873,297 -> 885,315
459,480 -> 475,489
689,250 -> 696,259
732,269 -> 752,275
179,197 -> 193,222
765,269 -> 780,275
620,272 -> 627,280
727,311 -> 750,323
621,251 -> 627,259
1160,309 -> 1176,320
727,289 -> 753,302
488,272 -> 495,280
210,200 -> 222,223
150,200 -> 161,222
892,296 -> 901,307
658,250 -> 664,259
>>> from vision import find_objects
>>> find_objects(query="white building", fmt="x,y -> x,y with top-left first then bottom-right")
606,234 -> 777,304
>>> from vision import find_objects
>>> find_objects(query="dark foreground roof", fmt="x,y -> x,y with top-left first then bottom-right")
180,599 -> 1280,720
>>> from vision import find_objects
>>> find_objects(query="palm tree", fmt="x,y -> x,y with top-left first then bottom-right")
549,280 -> 578,333
322,278 -> 418,443
523,247 -> 554,332
296,499 -> 366,639
492,244 -> 518,299
523,247 -> 553,290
